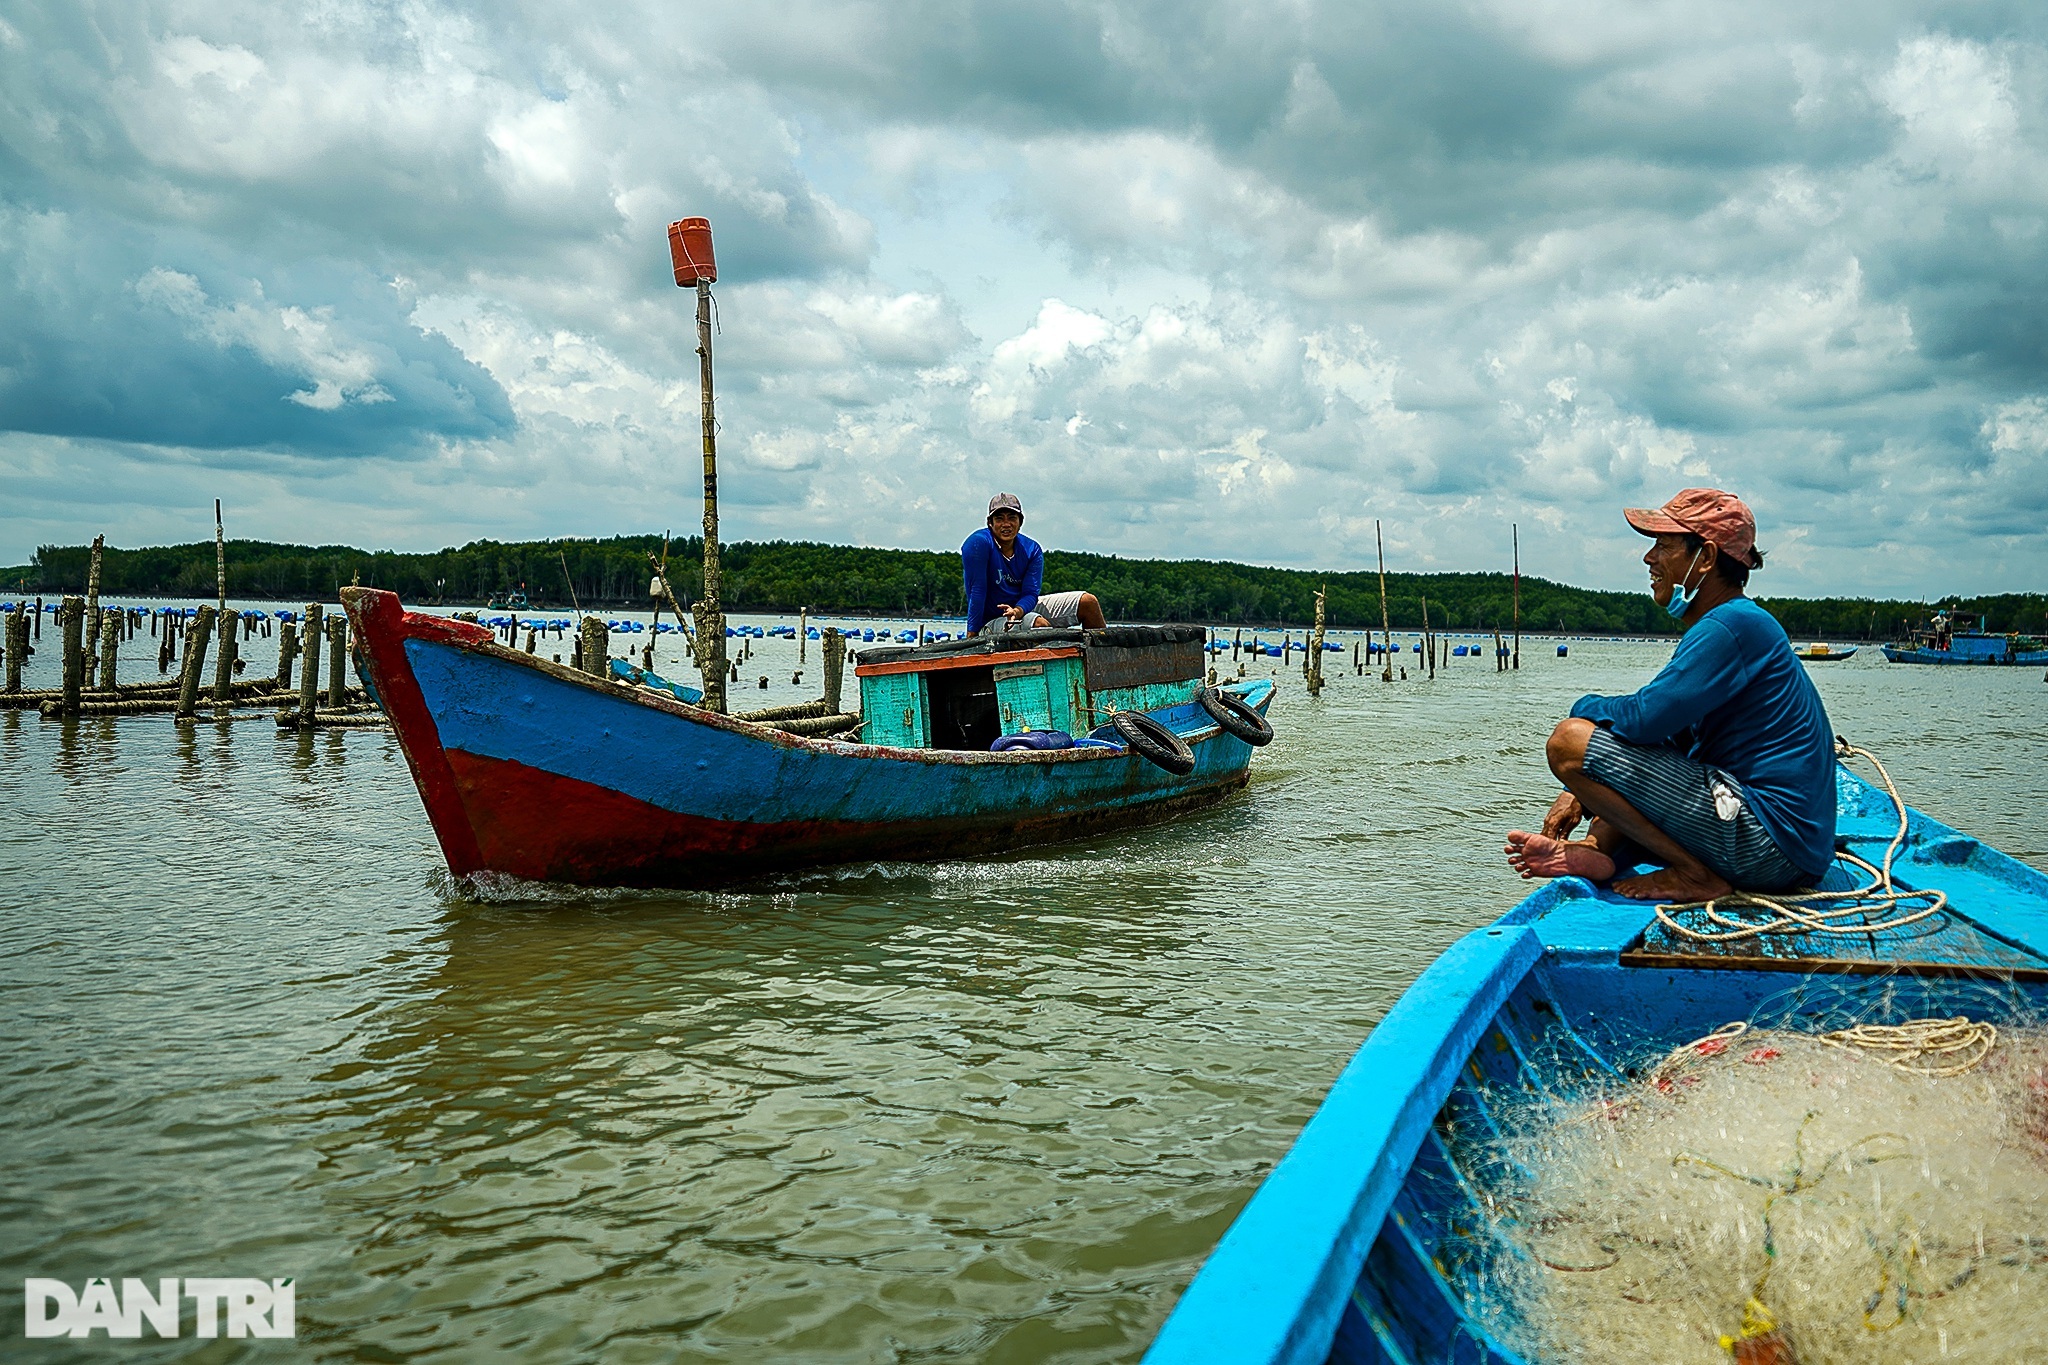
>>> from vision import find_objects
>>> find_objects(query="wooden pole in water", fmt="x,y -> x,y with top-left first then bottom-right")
1375,520 -> 1393,682
276,620 -> 298,690
213,500 -> 227,618
297,603 -> 322,723
59,596 -> 83,715
5,609 -> 24,693
1307,588 -> 1328,695
822,627 -> 845,713
326,616 -> 347,709
213,608 -> 238,704
82,535 -> 103,687
176,605 -> 214,718
799,607 -> 808,664
1422,595 -> 1434,679
579,616 -> 609,677
1512,523 -> 1521,671
98,605 -> 119,693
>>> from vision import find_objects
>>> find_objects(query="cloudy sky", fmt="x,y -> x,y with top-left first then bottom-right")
2,2 -> 2044,596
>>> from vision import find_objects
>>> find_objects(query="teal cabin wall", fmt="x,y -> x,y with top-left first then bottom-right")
860,652 -> 1197,747
1088,678 -> 1201,727
993,655 -> 1089,735
859,671 -> 928,747
1003,657 -> 1197,736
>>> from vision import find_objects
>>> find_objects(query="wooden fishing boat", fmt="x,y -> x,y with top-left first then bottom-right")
1882,634 -> 2047,666
1882,614 -> 2048,666
342,587 -> 1275,888
1791,642 -> 1857,662
1144,759 -> 2048,1365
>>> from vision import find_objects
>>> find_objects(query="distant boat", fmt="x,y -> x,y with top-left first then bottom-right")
486,589 -> 530,611
1792,642 -> 1858,662
1143,762 -> 2048,1365
1882,615 -> 2047,666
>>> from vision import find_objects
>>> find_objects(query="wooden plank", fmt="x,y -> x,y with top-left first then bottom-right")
1617,949 -> 2048,983
853,645 -> 1078,678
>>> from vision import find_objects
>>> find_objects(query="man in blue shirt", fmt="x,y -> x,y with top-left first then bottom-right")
1506,489 -> 1837,901
963,493 -> 1105,635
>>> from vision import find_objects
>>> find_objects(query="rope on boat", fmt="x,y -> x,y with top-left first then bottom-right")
1641,1016 -> 1998,1090
1653,739 -> 1948,944
1816,1017 -> 1998,1076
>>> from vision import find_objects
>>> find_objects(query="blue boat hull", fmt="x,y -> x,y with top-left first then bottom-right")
1882,644 -> 2048,665
1146,767 -> 2048,1364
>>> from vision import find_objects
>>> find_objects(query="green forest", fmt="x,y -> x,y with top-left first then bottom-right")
17,535 -> 2045,638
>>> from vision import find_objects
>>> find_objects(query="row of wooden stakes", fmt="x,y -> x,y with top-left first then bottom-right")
1,597 -> 382,729
464,610 -> 853,714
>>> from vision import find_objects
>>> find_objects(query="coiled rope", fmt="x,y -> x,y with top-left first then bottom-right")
1642,1016 -> 1998,1091
1653,738 -> 1947,944
1817,1017 -> 1998,1076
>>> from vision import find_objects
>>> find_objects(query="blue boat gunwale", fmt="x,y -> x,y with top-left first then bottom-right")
1143,921 -> 1547,1365
1144,766 -> 2048,1365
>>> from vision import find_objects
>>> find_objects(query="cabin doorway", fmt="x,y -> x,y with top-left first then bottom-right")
926,666 -> 1001,751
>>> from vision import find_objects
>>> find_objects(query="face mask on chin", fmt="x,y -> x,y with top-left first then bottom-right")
1657,547 -> 1707,620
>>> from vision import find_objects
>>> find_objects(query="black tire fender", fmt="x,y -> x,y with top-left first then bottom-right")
1199,686 -> 1273,746
1110,711 -> 1196,775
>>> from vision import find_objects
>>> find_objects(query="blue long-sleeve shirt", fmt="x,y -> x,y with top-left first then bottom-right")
1570,597 -> 1836,878
962,528 -> 1043,633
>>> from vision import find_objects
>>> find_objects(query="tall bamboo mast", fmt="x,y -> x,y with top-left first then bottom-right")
671,217 -> 728,713
694,278 -> 729,711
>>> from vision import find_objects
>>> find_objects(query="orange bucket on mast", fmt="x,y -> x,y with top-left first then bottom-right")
668,217 -> 717,286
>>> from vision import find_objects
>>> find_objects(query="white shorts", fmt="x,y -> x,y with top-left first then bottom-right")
980,591 -> 1085,634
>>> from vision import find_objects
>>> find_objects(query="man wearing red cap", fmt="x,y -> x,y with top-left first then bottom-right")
1506,489 -> 1836,900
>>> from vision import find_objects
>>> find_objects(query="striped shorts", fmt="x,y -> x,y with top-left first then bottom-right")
1581,728 -> 1809,892
979,591 -> 1086,634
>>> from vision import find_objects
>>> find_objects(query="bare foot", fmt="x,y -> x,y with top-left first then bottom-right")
1505,830 -> 1616,882
1611,864 -> 1733,902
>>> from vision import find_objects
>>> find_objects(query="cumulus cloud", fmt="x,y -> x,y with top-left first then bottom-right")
0,0 -> 2043,597
0,203 -> 511,454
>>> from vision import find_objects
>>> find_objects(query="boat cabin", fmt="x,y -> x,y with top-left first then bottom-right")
1938,632 -> 2019,660
853,626 -> 1208,750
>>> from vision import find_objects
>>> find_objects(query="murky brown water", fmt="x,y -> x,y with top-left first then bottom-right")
3,606 -> 2043,1360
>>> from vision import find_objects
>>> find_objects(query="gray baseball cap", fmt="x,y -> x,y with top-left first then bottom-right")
987,492 -> 1024,521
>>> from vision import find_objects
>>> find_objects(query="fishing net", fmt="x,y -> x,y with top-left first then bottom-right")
1457,983 -> 2048,1364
